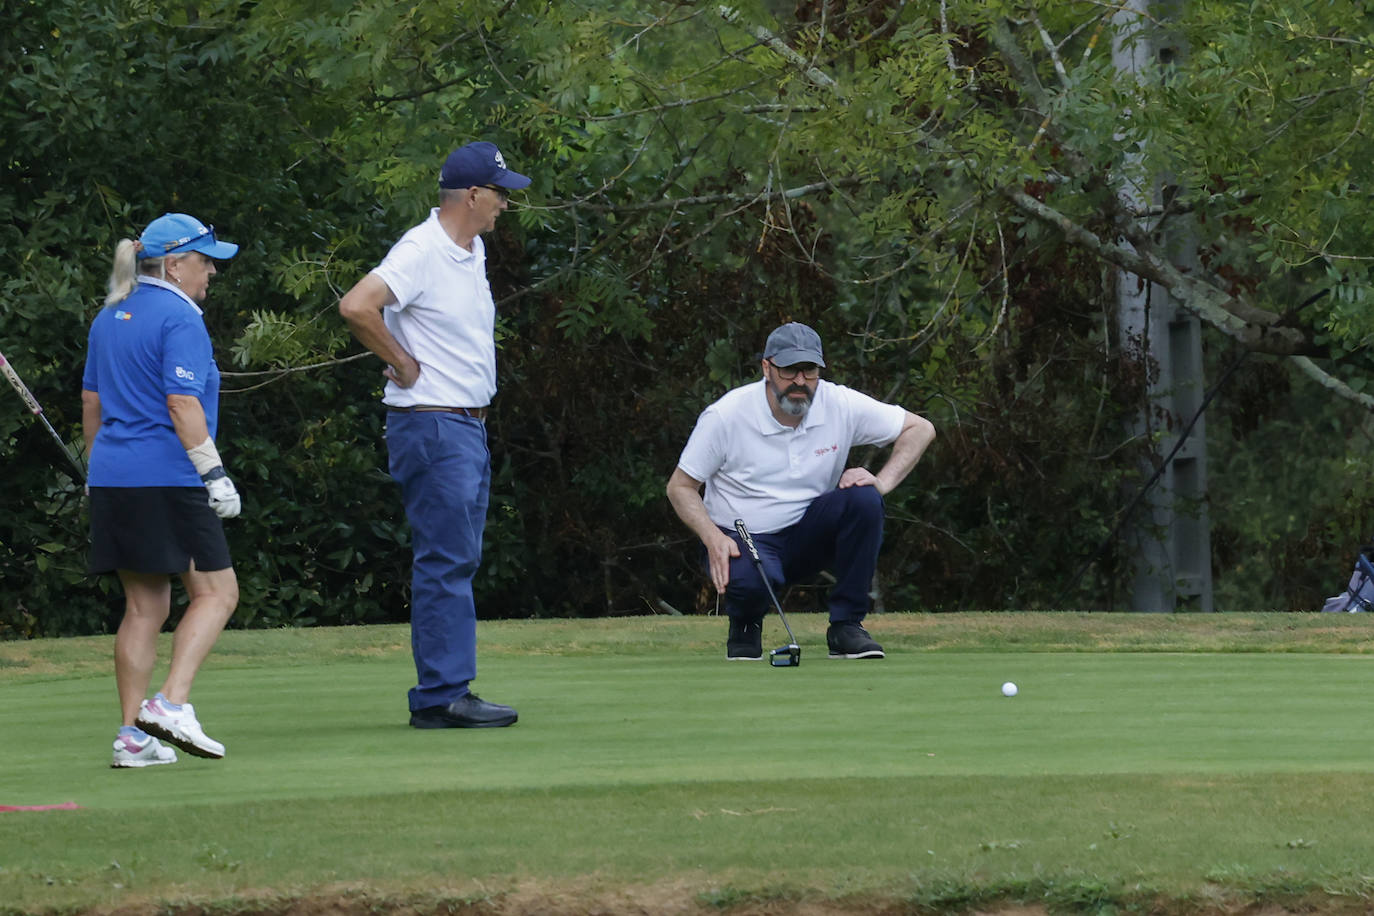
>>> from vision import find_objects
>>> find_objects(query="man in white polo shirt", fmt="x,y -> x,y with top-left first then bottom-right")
666,323 -> 936,660
339,141 -> 529,728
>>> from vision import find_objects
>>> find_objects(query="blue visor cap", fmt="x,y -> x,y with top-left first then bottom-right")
138,213 -> 239,260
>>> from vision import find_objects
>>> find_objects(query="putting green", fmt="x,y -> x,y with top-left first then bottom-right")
5,648 -> 1373,811
6,617 -> 1374,913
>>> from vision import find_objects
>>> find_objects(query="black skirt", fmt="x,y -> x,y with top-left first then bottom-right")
88,487 -> 233,574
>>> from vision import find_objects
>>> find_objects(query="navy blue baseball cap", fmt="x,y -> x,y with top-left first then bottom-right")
137,213 -> 239,260
439,141 -> 531,190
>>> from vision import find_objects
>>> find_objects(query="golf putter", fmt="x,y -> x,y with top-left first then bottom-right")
733,519 -> 801,667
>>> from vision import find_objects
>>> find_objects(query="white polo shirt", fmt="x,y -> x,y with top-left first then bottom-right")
677,379 -> 906,533
372,208 -> 497,408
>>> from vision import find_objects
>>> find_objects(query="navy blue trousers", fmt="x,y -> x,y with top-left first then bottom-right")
386,411 -> 490,710
722,485 -> 884,623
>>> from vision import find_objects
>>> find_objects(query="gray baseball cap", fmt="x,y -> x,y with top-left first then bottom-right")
763,322 -> 825,367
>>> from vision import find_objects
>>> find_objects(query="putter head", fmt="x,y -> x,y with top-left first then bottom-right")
769,643 -> 801,667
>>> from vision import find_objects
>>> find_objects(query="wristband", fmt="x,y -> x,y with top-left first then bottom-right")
186,437 -> 224,478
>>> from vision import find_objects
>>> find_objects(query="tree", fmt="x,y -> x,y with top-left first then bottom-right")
3,0 -> 1370,636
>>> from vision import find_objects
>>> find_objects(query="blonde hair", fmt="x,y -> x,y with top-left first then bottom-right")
104,239 -> 140,305
105,240 -> 182,305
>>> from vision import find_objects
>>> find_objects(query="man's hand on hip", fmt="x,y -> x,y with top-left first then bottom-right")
383,356 -> 421,388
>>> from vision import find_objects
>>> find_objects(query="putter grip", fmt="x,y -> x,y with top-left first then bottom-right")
733,519 -> 761,561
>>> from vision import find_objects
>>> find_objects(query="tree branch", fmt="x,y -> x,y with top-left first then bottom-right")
715,4 -> 841,95
600,175 -> 863,212
1001,187 -> 1316,356
1289,356 -> 1374,412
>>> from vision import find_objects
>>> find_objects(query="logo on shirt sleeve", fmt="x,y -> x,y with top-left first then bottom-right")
114,310 -> 133,321
174,366 -> 197,380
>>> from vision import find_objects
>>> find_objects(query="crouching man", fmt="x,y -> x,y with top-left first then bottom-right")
666,323 -> 936,660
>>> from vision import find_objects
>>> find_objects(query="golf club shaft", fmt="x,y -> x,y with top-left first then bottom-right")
733,518 -> 798,645
0,349 -> 86,481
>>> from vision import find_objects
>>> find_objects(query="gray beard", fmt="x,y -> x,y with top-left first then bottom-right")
773,384 -> 812,417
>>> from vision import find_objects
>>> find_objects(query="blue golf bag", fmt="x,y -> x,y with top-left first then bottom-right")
1321,546 -> 1374,613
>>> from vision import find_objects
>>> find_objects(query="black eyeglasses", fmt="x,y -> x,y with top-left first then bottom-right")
480,185 -> 511,201
767,360 -> 820,381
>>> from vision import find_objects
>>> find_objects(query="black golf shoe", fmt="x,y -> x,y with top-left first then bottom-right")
826,621 -> 885,659
410,693 -> 518,728
726,616 -> 764,660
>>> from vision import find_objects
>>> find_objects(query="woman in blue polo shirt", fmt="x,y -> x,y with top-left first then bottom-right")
82,213 -> 243,769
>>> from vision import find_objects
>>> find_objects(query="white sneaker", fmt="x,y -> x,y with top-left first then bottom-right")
111,732 -> 178,768
136,694 -> 225,759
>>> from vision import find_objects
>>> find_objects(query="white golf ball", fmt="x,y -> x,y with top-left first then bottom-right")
1001,681 -> 1018,697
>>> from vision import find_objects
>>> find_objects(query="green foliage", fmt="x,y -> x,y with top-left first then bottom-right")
3,0 -> 1372,637
1208,359 -> 1374,611
0,0 -> 404,636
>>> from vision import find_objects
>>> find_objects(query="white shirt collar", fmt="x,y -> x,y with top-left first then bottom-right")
137,275 -> 203,315
425,208 -> 481,263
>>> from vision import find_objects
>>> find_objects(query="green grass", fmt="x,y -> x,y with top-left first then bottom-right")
4,613 -> 1374,914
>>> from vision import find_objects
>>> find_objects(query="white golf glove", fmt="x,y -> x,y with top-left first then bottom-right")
202,469 -> 241,519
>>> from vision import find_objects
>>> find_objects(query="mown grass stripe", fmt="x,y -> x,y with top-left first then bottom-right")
4,615 -> 1374,913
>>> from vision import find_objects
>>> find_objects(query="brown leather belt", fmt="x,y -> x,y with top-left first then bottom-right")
388,405 -> 488,420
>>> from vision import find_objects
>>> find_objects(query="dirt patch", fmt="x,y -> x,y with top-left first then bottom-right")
57,880 -> 1374,916
86,891 -> 1022,916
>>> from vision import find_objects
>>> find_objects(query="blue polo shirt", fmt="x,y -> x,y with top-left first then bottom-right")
82,277 -> 220,487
